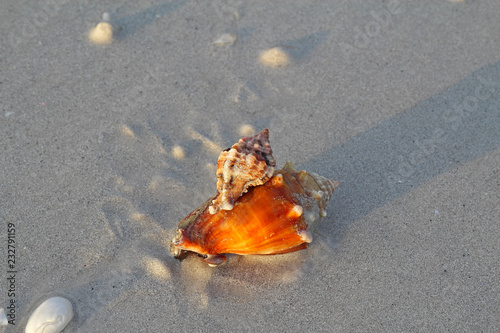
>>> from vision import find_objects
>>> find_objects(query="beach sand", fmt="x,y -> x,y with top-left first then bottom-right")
1,1 -> 499,331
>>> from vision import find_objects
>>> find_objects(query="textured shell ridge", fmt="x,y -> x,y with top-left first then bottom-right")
209,129 -> 276,214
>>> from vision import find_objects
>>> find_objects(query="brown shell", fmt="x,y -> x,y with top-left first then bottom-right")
171,162 -> 340,266
208,129 -> 276,214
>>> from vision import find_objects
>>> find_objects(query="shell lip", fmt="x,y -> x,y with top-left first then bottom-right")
170,229 -> 188,258
171,228 -> 216,260
170,244 -> 187,259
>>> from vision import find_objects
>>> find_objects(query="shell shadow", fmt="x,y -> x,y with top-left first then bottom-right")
111,0 -> 187,38
169,250 -> 310,305
279,30 -> 330,62
236,26 -> 257,41
298,60 -> 500,249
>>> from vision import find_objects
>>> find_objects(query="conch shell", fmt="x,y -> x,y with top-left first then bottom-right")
171,129 -> 339,266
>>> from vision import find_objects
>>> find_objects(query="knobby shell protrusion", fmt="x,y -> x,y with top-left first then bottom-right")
208,128 -> 276,214
25,297 -> 73,333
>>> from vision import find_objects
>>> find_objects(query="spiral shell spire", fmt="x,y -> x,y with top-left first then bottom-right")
209,129 -> 276,214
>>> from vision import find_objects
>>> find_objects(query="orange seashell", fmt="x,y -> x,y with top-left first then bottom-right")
209,129 -> 276,214
171,160 -> 340,266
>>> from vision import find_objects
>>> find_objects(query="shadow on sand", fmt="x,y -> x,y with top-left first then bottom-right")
299,61 -> 500,247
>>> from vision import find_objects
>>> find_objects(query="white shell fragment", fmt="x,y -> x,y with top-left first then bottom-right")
213,33 -> 236,45
0,308 -> 8,326
25,297 -> 73,333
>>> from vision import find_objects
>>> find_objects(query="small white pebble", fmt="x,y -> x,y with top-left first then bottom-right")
213,33 -> 236,45
121,124 -> 135,138
259,47 -> 290,68
238,124 -> 255,137
102,12 -> 111,22
172,145 -> 185,160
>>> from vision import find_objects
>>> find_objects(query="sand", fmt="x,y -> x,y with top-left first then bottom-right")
1,1 -> 499,332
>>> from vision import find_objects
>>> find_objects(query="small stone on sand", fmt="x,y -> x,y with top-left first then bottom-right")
102,12 -> 111,22
172,145 -> 185,160
259,47 -> 290,68
239,124 -> 255,137
121,124 -> 135,138
88,22 -> 114,45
